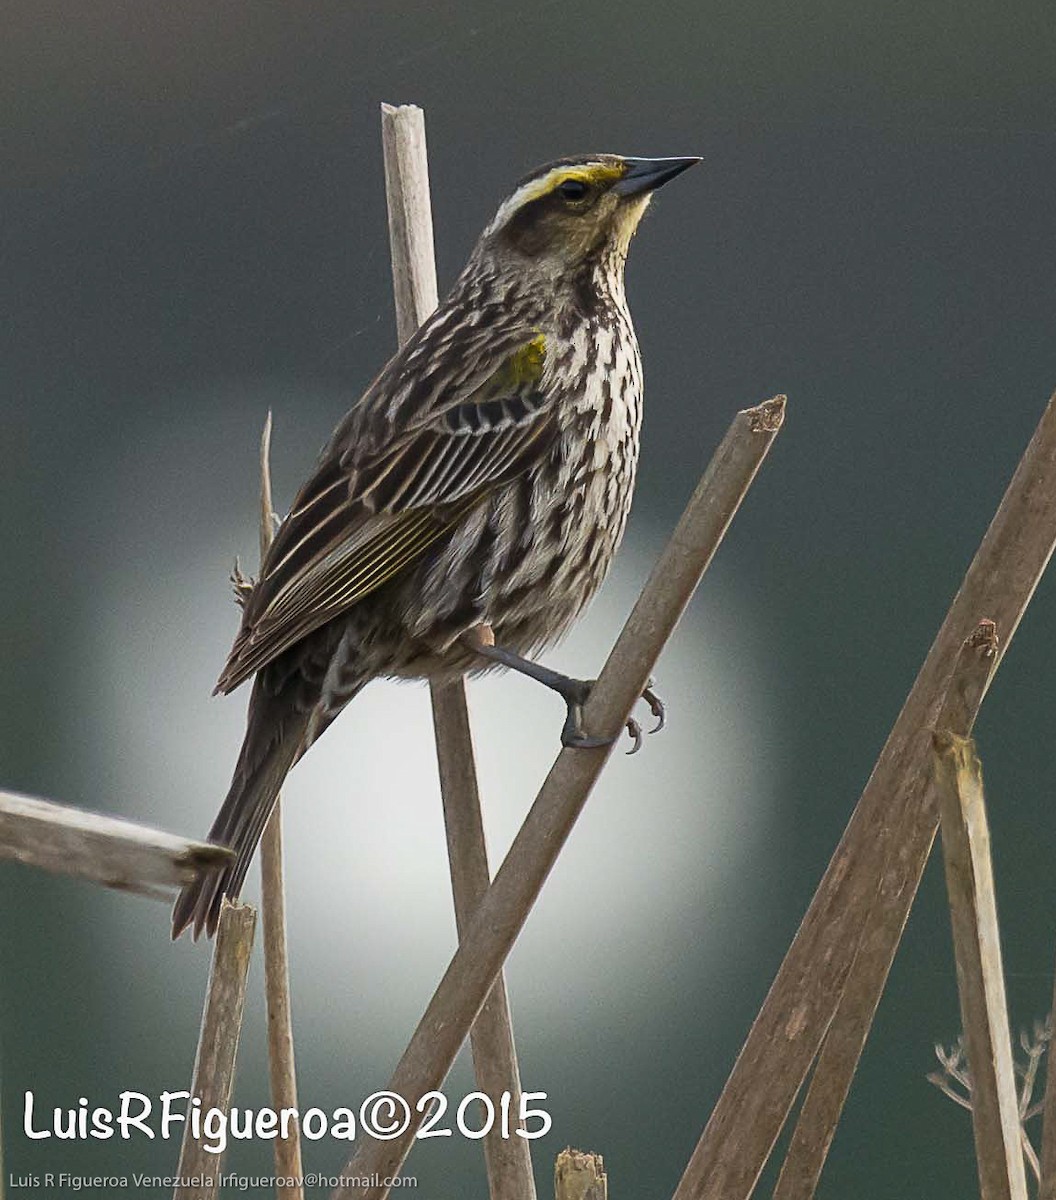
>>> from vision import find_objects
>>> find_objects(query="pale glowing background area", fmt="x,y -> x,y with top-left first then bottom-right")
77,384 -> 778,1039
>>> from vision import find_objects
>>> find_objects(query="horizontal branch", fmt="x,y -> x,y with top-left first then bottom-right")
0,788 -> 231,901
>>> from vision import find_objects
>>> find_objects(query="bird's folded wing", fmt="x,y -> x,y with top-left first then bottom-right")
215,333 -> 556,692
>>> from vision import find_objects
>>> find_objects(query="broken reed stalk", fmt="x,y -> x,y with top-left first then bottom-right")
0,787 -> 231,900
258,412 -> 306,1198
682,388 -> 1056,1200
772,620 -> 1000,1200
380,101 -> 537,1200
932,732 -> 1028,1200
175,899 -> 257,1200
332,393 -> 786,1200
555,1148 -> 608,1200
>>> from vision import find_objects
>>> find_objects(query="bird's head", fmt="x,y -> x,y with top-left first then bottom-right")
478,154 -> 700,287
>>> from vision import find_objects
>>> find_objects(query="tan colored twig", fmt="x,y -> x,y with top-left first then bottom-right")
1040,979 -> 1056,1196
432,680 -> 539,1184
673,389 -> 1056,1200
331,392 -> 786,1200
929,1020 -> 1051,1184
380,101 -> 537,1200
928,1034 -> 975,1110
932,733 -> 1027,1200
1025,1130 -> 1042,1186
257,412 -> 306,1198
555,1148 -> 608,1200
773,619 -> 999,1200
1017,1020 -> 1052,1125
175,899 -> 257,1200
0,787 -> 231,900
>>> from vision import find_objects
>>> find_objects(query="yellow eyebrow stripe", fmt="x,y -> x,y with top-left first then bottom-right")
517,163 -> 624,205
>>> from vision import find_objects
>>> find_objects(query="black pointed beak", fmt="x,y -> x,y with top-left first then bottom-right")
613,156 -> 702,197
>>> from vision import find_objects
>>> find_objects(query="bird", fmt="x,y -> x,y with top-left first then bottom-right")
172,152 -> 700,939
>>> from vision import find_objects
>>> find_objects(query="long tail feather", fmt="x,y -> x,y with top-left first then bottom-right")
172,681 -> 310,940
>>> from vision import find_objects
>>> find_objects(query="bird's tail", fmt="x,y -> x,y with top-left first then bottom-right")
172,678 -> 311,941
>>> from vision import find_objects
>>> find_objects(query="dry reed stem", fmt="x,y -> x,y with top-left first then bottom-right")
0,787 -> 231,900
432,680 -> 539,1188
555,1148 -> 608,1200
773,620 -> 999,1199
380,101 -> 537,1200
257,412 -> 306,1198
175,899 -> 257,1199
331,392 -> 786,1199
933,733 -> 1027,1200
678,388 -> 1056,1200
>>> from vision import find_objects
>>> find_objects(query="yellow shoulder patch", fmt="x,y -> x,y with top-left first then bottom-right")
504,334 -> 547,386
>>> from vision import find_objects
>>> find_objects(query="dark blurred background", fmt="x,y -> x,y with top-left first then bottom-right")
4,1 -> 1056,1196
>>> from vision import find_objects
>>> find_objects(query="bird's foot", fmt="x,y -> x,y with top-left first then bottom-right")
556,676 -> 666,756
553,677 -> 615,750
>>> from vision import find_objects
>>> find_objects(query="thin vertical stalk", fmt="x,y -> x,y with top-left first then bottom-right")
381,101 -> 536,1200
932,733 -> 1027,1200
258,411 -> 305,1198
175,899 -> 257,1200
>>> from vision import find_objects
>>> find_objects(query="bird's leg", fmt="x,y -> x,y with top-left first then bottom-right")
469,638 -> 609,749
460,628 -> 665,754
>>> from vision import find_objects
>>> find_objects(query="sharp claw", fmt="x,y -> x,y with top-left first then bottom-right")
642,684 -> 666,734
558,676 -> 661,753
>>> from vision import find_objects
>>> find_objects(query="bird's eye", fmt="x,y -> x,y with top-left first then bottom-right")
557,178 -> 590,202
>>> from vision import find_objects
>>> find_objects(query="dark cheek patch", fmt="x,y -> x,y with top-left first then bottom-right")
503,196 -> 560,255
502,188 -> 604,257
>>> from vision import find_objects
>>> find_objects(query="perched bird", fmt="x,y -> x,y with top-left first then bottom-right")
173,153 -> 700,939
